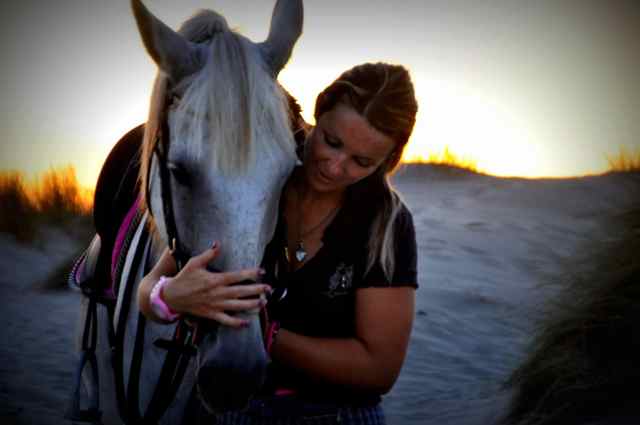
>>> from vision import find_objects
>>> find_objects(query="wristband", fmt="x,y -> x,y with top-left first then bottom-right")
149,276 -> 181,322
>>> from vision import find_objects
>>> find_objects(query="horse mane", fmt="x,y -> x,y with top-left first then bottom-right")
138,9 -> 297,211
502,199 -> 640,425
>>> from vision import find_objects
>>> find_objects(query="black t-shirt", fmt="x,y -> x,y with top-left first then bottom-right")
260,186 -> 418,403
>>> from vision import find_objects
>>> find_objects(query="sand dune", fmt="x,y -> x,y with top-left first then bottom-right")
1,165 -> 638,424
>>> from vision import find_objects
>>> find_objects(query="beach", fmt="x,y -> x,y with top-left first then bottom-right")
1,165 -> 638,424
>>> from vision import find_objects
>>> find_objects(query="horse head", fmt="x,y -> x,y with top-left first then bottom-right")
131,0 -> 302,413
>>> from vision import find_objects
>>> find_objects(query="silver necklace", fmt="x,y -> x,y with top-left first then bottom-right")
293,185 -> 340,263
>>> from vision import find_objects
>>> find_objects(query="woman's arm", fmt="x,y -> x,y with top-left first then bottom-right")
137,243 -> 272,327
138,247 -> 178,323
271,286 -> 415,394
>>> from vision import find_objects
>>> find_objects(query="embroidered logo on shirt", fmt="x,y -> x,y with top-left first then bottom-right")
324,262 -> 354,298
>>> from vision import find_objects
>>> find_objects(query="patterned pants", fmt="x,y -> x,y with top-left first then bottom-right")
213,396 -> 386,425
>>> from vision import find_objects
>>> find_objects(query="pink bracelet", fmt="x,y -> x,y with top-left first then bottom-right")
149,276 -> 181,322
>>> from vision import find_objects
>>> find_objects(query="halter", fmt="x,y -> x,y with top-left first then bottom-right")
113,90 -> 213,424
147,91 -> 191,270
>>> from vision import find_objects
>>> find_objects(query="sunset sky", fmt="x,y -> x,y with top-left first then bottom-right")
1,0 -> 639,187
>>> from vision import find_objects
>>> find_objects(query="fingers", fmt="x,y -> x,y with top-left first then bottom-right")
203,285 -> 269,313
215,283 -> 271,299
218,267 -> 265,286
187,241 -> 220,269
207,311 -> 250,328
170,243 -> 271,328
181,242 -> 265,288
192,292 -> 265,327
215,298 -> 266,312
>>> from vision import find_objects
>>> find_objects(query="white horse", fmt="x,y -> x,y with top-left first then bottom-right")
71,1 -> 303,423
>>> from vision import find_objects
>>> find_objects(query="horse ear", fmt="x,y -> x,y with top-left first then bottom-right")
131,0 -> 201,82
259,0 -> 304,77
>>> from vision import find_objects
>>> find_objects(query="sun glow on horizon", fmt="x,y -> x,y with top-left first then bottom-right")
402,76 -> 549,178
10,67 -> 609,190
3,1 -> 638,192
282,69 -> 553,178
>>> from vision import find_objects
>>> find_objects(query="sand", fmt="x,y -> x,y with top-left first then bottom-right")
1,165 -> 639,425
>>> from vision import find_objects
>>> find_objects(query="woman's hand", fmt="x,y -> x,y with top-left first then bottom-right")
138,242 -> 270,328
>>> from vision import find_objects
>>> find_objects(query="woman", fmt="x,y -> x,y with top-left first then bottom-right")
138,62 -> 419,424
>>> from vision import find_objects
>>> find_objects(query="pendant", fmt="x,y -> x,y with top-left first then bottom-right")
284,246 -> 290,263
295,241 -> 307,262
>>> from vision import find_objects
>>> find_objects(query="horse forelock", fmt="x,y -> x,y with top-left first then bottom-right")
138,11 -> 297,217
178,9 -> 230,42
175,32 -> 295,172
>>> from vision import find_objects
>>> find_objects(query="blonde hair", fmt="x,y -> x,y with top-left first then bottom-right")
315,63 -> 418,281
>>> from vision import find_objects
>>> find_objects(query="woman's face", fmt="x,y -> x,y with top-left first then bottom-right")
302,103 -> 395,195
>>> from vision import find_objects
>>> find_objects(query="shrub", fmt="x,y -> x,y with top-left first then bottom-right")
606,146 -> 640,172
404,145 -> 480,173
0,171 -> 38,241
33,166 -> 92,220
0,166 -> 93,243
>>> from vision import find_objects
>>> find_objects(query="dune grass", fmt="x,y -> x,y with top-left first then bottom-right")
403,146 -> 480,173
0,166 -> 93,242
503,204 -> 640,424
606,146 -> 640,172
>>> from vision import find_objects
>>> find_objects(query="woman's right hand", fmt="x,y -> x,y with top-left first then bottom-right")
148,242 -> 270,328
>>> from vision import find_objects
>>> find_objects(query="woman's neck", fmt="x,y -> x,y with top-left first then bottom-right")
290,168 -> 344,209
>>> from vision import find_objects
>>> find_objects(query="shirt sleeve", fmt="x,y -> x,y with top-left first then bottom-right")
358,204 -> 418,289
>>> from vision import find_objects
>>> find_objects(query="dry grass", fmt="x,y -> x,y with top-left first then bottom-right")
503,205 -> 640,424
403,146 -> 480,173
606,146 -> 640,172
0,166 -> 93,242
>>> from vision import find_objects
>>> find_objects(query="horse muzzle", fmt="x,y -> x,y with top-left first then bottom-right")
195,317 -> 269,413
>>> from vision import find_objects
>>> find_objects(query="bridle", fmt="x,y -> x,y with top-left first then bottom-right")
113,89 -> 216,424
146,91 -> 192,270
68,79 -> 297,424
66,94 -> 203,425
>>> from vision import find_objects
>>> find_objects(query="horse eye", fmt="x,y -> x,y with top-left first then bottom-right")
167,162 -> 191,186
